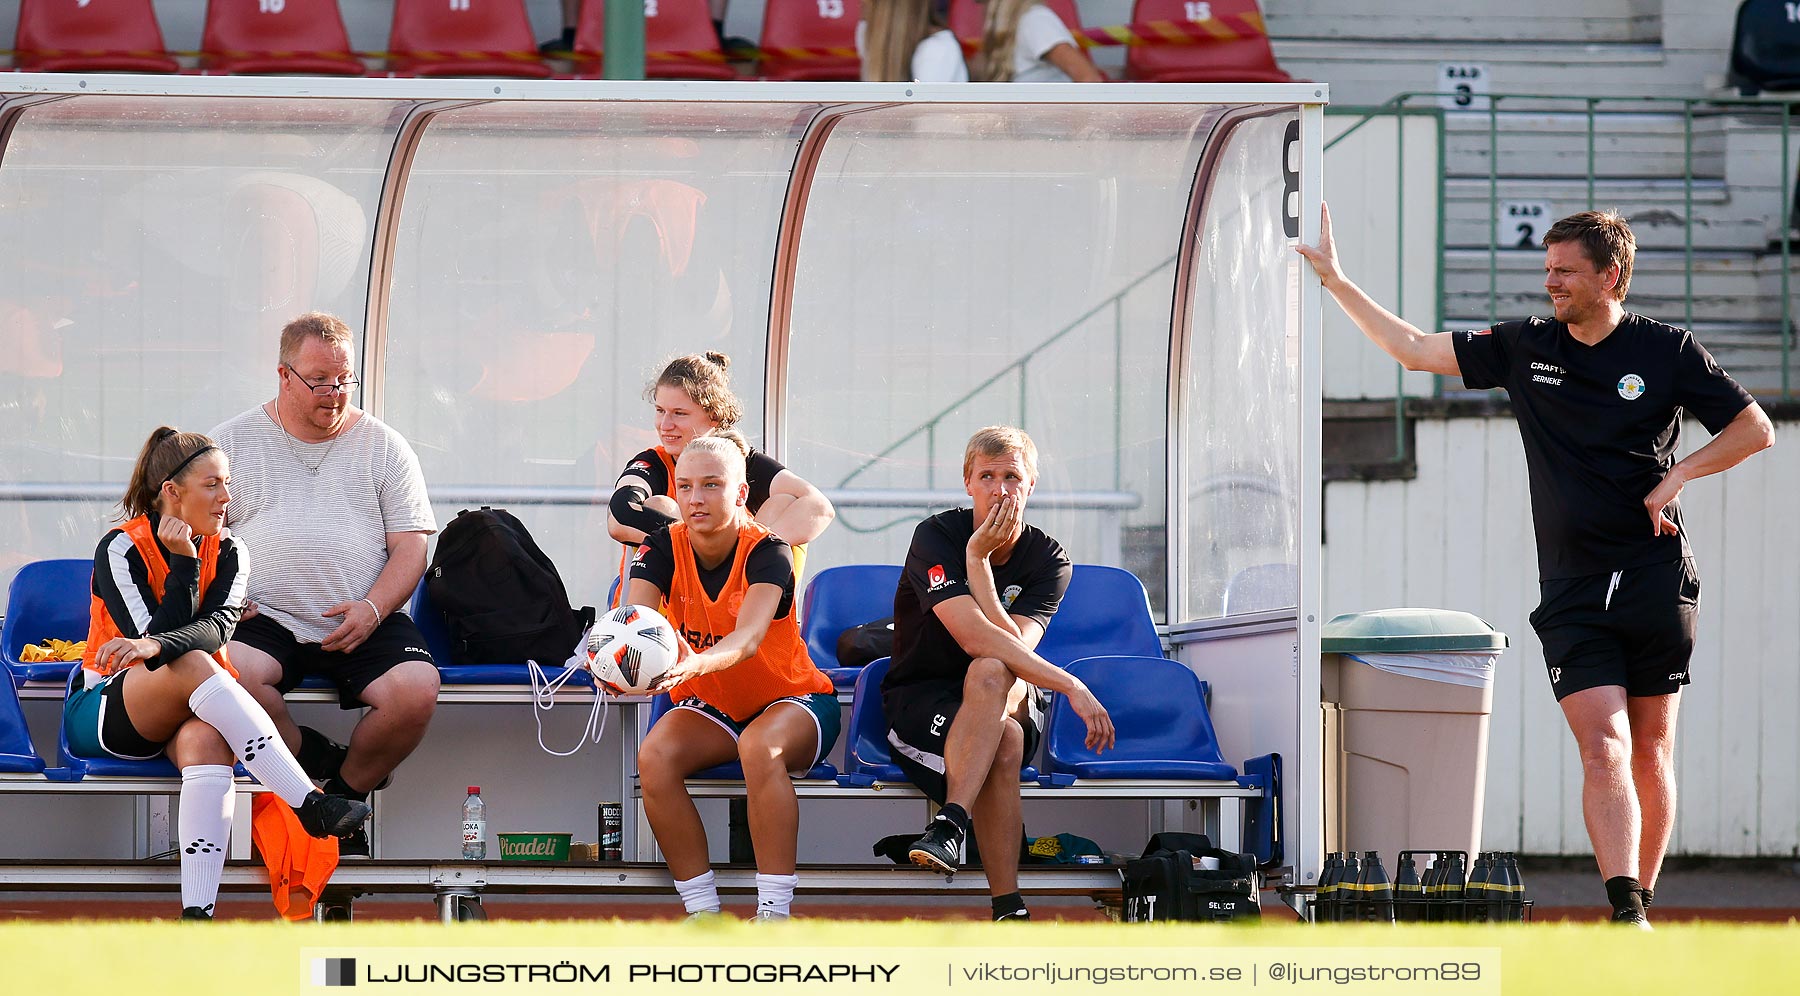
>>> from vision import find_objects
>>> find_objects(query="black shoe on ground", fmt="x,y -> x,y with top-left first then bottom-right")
180,906 -> 213,920
992,908 -> 1031,922
338,826 -> 372,859
906,814 -> 965,876
296,791 -> 372,840
538,28 -> 576,56
1611,907 -> 1652,931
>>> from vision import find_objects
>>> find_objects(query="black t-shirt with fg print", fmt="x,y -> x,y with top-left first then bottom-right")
1452,314 -> 1752,580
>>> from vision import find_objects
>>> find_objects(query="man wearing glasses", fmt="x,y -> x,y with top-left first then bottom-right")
211,312 -> 439,856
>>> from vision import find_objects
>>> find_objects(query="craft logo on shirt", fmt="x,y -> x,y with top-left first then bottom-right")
1464,328 -> 1492,341
632,544 -> 651,565
1617,373 -> 1645,400
629,459 -> 652,473
1529,361 -> 1564,387
927,565 -> 952,592
1001,584 -> 1023,609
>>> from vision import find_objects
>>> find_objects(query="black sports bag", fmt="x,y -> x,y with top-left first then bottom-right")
1122,832 -> 1261,923
426,506 -> 594,667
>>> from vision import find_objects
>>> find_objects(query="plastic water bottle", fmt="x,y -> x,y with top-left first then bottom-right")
461,786 -> 487,860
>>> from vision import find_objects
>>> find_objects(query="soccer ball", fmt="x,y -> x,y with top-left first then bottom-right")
587,604 -> 680,695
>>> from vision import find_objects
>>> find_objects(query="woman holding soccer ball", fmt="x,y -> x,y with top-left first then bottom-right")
605,352 -> 833,604
627,435 -> 840,921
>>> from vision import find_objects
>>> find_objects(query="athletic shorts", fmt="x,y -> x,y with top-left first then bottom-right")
882,676 -> 1045,805
63,668 -> 165,761
672,692 -> 842,771
234,612 -> 435,710
1529,558 -> 1699,701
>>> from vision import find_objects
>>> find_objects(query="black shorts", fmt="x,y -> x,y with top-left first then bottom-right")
883,676 -> 1045,805
1530,558 -> 1699,701
233,612 -> 435,710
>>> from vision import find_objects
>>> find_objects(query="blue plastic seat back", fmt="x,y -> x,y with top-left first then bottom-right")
844,656 -> 904,781
642,692 -> 836,781
1036,565 -> 1161,669
408,579 -> 591,687
800,564 -> 900,685
1044,656 -> 1236,781
1222,562 -> 1298,616
2,559 -> 93,684
0,665 -> 47,773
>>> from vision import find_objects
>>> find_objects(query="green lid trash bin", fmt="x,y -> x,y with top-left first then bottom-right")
1321,609 -> 1508,868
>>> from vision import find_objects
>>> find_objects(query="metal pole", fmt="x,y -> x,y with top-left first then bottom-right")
1395,102 -> 1407,460
1784,102 -> 1793,401
1586,98 -> 1597,210
603,0 -> 646,80
1488,95 -> 1499,328
1684,103 -> 1694,335
1114,298 -> 1125,490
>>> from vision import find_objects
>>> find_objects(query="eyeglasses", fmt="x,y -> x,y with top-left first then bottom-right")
285,366 -> 359,397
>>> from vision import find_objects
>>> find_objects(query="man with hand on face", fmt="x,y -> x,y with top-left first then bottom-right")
211,312 -> 439,856
1298,207 -> 1774,927
884,426 -> 1115,922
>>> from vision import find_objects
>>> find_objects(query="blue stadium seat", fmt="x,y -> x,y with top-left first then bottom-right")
1042,656 -> 1237,782
408,580 -> 592,687
2,559 -> 92,685
839,656 -> 1037,787
642,693 -> 837,781
799,564 -> 900,688
1035,565 -> 1163,668
0,665 -> 47,774
1222,562 -> 1298,616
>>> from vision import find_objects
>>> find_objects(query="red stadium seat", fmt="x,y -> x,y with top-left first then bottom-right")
758,0 -> 861,82
13,0 -> 181,73
571,0 -> 736,80
948,0 -> 1082,46
386,0 -> 551,78
1124,0 -> 1291,83
200,0 -> 365,76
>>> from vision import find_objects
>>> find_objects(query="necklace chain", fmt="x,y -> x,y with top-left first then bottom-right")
273,405 -> 342,475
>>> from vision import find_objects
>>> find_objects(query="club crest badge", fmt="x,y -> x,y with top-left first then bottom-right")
1617,374 -> 1645,400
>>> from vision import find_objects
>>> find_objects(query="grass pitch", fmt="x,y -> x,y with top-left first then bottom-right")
1,918 -> 1791,995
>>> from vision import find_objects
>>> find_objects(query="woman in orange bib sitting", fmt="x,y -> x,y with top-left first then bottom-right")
63,426 -> 372,920
629,436 -> 840,922
607,351 -> 833,604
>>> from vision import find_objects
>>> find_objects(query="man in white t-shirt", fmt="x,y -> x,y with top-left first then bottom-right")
212,312 -> 438,853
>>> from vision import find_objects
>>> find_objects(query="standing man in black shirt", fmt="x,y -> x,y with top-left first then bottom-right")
1299,207 -> 1774,927
883,426 -> 1115,921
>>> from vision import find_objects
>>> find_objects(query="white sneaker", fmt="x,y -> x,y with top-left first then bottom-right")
748,909 -> 790,923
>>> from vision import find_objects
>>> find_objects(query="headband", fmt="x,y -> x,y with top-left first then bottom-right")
162,444 -> 219,485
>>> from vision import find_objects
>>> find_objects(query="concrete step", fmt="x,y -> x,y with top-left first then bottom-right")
1273,39 -> 1719,109
1442,178 -> 1764,252
1261,0 -> 1660,45
1442,111 -> 1727,181
1443,248 -> 1766,325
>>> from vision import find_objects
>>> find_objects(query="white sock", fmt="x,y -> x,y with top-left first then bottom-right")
187,674 -> 314,807
755,873 -> 798,917
178,764 -> 234,913
674,870 -> 721,914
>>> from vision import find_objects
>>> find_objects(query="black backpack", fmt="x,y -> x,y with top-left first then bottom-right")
426,507 -> 594,667
1122,832 -> 1261,923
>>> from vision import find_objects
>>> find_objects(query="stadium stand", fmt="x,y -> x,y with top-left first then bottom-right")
1123,0 -> 1291,83
838,655 -> 1039,786
385,0 -> 552,78
1728,0 -> 1800,95
198,0 -> 367,77
757,0 -> 862,82
571,0 -> 737,80
948,0 -> 1082,46
2,559 -> 90,687
12,0 -> 182,73
798,563 -> 900,687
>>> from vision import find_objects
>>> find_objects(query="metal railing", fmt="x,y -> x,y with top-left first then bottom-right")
1327,91 -> 1795,463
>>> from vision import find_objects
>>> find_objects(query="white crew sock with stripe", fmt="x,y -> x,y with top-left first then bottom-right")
756,873 -> 799,917
674,870 -> 721,914
178,764 -> 235,914
187,673 -> 315,806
